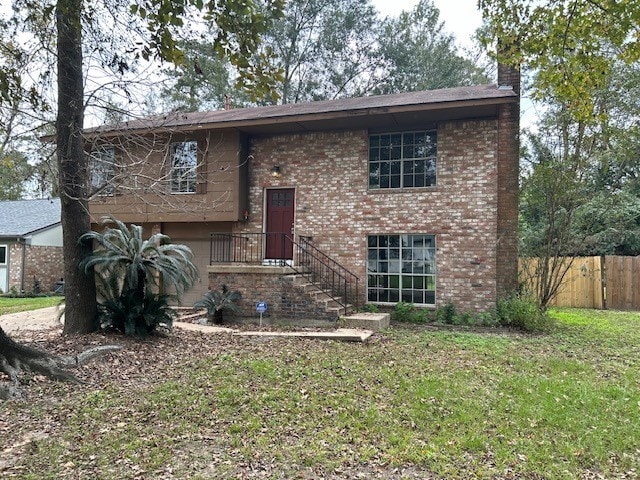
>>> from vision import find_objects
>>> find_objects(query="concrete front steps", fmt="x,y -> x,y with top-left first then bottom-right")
284,274 -> 391,331
339,312 -> 390,332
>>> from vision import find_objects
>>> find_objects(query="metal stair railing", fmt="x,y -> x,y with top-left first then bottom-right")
209,232 -> 361,312
292,236 -> 361,313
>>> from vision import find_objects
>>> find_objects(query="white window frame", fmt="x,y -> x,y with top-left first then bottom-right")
0,245 -> 7,265
367,234 -> 436,306
170,141 -> 198,194
368,130 -> 437,189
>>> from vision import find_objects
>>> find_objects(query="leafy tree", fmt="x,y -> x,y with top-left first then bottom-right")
479,0 -> 640,121
572,191 -> 640,256
481,2 -> 640,306
518,108 -> 593,309
0,151 -> 32,200
160,0 -> 488,111
160,39 -> 237,112
1,0 -> 284,336
376,0 -> 487,94
262,0 -> 382,104
80,218 -> 198,335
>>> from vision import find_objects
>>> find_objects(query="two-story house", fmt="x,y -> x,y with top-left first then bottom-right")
87,65 -> 519,321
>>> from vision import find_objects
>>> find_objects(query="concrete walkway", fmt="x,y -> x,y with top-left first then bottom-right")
0,306 -> 64,334
1,308 -> 373,342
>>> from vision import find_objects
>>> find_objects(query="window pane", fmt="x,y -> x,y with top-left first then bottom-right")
0,246 -> 6,264
378,290 -> 389,302
369,169 -> 380,188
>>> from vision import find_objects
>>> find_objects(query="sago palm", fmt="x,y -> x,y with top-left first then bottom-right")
80,217 -> 198,334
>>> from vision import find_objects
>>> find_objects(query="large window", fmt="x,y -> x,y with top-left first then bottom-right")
369,131 -> 437,189
90,146 -> 115,195
367,234 -> 436,305
170,141 -> 198,193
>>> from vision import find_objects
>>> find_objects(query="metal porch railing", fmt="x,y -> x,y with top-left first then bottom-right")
209,232 -> 361,312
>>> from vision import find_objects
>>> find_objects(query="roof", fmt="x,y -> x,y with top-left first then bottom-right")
0,198 -> 61,238
88,84 -> 518,137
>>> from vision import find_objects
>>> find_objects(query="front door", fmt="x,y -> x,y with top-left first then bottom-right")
265,189 -> 295,260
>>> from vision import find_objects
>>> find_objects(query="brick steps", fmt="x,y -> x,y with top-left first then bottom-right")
284,274 -> 353,318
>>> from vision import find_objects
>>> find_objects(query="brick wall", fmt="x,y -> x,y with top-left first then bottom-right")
208,269 -> 336,322
8,243 -> 64,293
239,118 -> 509,313
8,243 -> 22,291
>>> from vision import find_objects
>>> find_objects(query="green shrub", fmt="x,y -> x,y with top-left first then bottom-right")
81,217 -> 198,336
392,302 -> 426,323
98,289 -> 177,336
496,295 -> 554,332
433,303 -> 457,324
194,285 -> 242,324
362,303 -> 379,313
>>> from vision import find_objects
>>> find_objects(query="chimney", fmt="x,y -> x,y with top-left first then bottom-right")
495,41 -> 521,299
498,61 -> 521,96
497,40 -> 521,96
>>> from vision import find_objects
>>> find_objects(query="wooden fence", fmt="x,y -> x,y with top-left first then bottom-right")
519,256 -> 640,310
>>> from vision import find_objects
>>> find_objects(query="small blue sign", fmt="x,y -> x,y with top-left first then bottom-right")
256,301 -> 268,313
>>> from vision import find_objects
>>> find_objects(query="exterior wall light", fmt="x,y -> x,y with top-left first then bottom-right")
270,165 -> 282,178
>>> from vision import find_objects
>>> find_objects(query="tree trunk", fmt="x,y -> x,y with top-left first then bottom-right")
56,0 -> 98,334
0,326 -> 121,400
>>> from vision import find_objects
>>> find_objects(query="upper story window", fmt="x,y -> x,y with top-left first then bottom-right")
170,141 -> 198,194
90,146 -> 116,196
368,131 -> 437,189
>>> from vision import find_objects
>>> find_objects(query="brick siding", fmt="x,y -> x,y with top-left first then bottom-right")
235,117 -> 515,313
8,243 -> 64,293
208,270 -> 336,322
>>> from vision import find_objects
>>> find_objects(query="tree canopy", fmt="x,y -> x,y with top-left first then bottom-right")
159,0 -> 487,110
479,0 -> 640,120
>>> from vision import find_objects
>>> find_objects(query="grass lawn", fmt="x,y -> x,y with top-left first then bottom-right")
0,296 -> 63,316
1,308 -> 639,479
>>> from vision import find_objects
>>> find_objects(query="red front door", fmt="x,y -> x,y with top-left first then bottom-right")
265,188 -> 295,260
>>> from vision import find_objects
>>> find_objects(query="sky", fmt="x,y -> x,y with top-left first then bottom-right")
372,0 -> 538,127
372,0 -> 483,50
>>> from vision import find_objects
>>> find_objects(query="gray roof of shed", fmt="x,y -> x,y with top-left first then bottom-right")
0,198 -> 61,237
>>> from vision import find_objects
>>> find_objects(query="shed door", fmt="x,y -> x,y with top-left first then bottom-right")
265,189 -> 295,260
